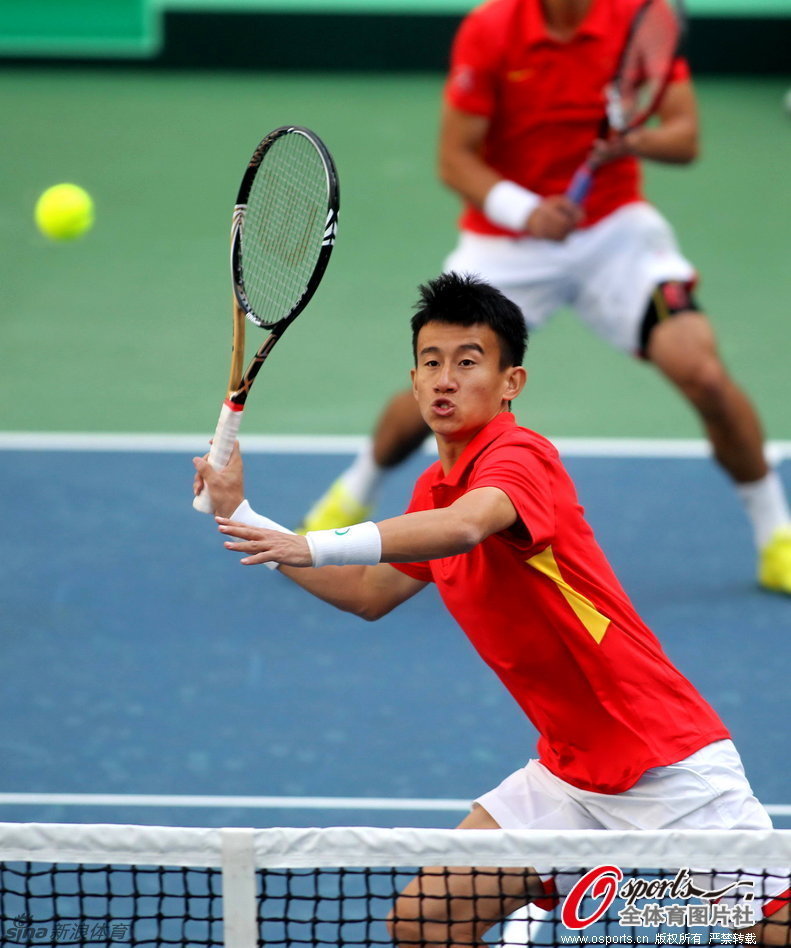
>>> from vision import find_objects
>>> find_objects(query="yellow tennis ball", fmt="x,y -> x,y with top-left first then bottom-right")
34,183 -> 95,241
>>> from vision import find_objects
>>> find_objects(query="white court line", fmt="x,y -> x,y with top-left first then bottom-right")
0,793 -> 470,811
0,793 -> 788,818
1,431 -> 791,461
0,432 -> 369,455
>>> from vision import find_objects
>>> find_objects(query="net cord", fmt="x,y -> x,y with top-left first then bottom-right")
1,825 -> 790,871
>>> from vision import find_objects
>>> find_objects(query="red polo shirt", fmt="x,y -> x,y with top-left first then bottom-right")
445,0 -> 690,235
393,413 -> 728,793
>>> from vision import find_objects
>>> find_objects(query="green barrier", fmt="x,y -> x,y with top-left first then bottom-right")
0,0 -> 786,60
0,0 -> 159,56
167,0 -> 790,11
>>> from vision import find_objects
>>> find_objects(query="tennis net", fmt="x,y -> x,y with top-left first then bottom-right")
0,822 -> 789,947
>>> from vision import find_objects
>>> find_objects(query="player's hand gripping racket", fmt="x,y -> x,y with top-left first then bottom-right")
566,0 -> 686,204
193,126 -> 340,513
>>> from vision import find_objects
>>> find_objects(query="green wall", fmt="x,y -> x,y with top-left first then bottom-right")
1,0 -> 788,65
0,0 -> 157,56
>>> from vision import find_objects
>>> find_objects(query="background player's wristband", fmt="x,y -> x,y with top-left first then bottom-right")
306,522 -> 382,568
483,180 -> 541,233
229,500 -> 295,571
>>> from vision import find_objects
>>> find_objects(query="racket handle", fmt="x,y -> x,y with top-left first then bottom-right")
193,400 -> 244,514
566,166 -> 593,205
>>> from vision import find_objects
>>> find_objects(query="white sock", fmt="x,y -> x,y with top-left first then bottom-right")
339,442 -> 385,507
735,470 -> 791,549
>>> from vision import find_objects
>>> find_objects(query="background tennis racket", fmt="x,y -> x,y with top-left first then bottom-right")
566,0 -> 686,204
193,125 -> 340,513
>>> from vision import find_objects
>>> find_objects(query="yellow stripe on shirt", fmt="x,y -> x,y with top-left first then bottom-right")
526,546 -> 610,644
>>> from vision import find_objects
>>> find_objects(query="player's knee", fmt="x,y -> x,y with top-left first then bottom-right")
387,896 -> 412,945
741,920 -> 789,946
746,904 -> 791,946
387,898 -> 473,948
387,916 -> 421,947
386,905 -> 434,947
676,354 -> 732,413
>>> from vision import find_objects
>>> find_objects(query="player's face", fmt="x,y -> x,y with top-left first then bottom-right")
411,321 -> 526,445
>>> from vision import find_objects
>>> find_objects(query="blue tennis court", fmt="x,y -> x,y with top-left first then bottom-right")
1,440 -> 788,831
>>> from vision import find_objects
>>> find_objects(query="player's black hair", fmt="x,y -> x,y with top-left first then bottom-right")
411,272 -> 528,369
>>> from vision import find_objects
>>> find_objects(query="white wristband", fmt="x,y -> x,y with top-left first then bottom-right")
483,180 -> 541,233
229,500 -> 294,570
306,521 -> 382,568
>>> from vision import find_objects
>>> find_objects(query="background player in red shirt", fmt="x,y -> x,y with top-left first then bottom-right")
299,0 -> 791,596
194,272 -> 788,945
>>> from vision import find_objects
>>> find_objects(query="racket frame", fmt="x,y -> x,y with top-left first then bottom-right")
193,126 -> 339,513
566,0 -> 686,204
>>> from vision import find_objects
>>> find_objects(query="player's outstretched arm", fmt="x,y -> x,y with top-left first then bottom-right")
377,486 -> 518,562
217,524 -> 427,622
194,444 -> 427,619
219,484 -> 517,568
215,484 -> 518,618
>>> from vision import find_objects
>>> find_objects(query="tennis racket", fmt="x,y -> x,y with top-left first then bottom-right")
566,0 -> 686,204
193,126 -> 340,513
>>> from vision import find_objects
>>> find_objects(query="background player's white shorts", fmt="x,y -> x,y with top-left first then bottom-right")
443,202 -> 696,355
476,740 -> 787,913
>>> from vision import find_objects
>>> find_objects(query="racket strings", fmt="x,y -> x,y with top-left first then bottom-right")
241,132 -> 329,327
615,0 -> 682,127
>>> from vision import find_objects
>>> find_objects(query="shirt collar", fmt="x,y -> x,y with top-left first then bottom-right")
434,412 -> 518,488
526,0 -> 610,46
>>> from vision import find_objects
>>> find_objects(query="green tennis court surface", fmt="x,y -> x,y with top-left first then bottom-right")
1,70 -> 790,440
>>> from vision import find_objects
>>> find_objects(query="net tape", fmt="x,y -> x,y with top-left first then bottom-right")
0,824 -> 788,947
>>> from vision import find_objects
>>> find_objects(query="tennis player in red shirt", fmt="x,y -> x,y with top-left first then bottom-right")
299,0 -> 791,596
195,272 -> 789,945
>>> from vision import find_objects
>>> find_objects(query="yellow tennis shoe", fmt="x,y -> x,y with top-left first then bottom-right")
758,526 -> 791,594
298,480 -> 373,534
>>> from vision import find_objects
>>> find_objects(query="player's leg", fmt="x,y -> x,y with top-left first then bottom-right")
574,204 -> 791,593
569,739 -> 790,945
387,805 -> 545,948
389,759 -> 606,948
645,298 -> 791,593
742,904 -> 790,946
645,305 -> 767,483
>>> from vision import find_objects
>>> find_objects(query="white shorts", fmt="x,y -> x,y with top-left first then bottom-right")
476,740 -> 788,915
443,202 -> 696,355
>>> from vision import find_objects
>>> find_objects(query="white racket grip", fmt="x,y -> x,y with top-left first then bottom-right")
193,401 -> 244,514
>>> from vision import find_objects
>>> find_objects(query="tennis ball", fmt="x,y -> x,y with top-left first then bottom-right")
34,183 -> 95,241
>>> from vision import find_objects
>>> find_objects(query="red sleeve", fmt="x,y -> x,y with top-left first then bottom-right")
467,441 -> 556,550
444,7 -> 503,117
390,561 -> 433,582
669,56 -> 690,83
